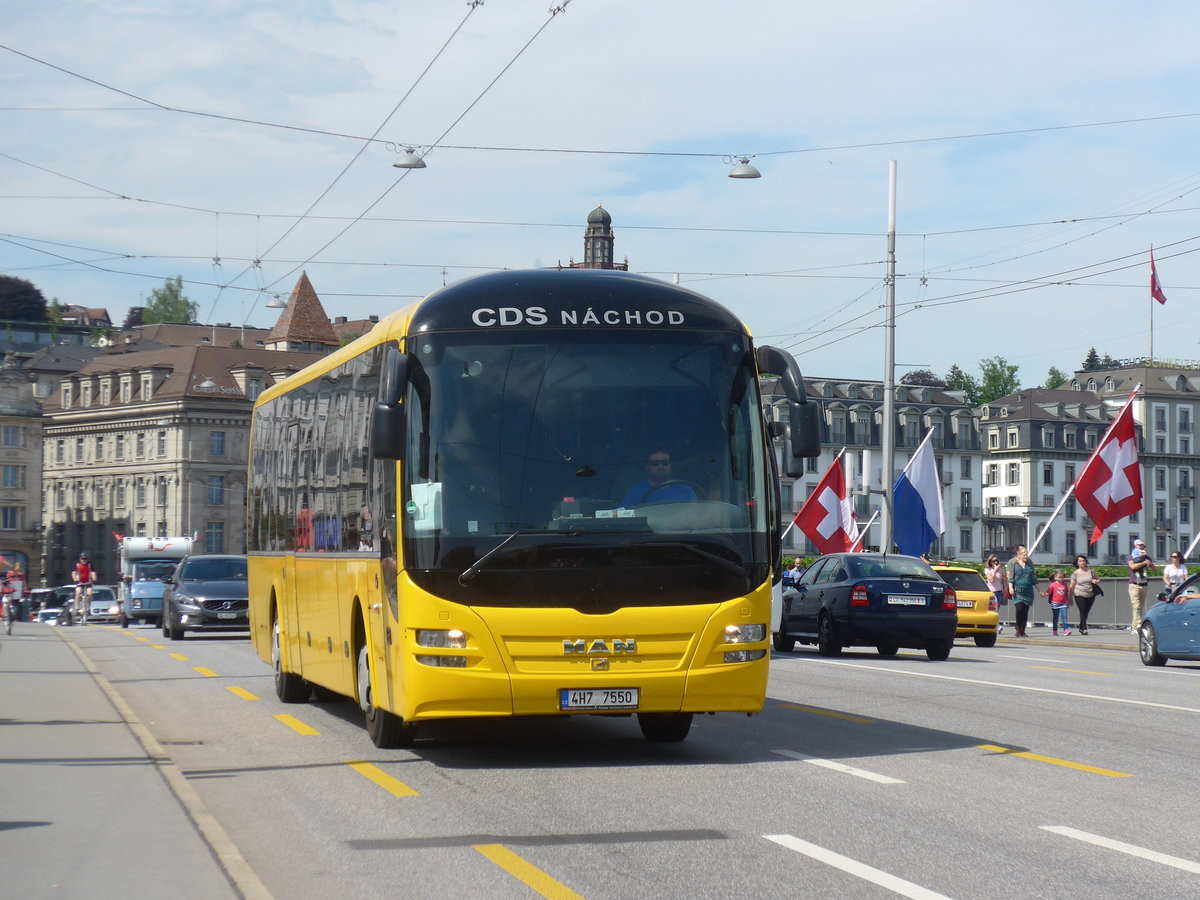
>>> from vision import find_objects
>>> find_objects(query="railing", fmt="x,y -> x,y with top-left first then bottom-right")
956,506 -> 981,519
1179,485 -> 1195,498
1154,517 -> 1176,531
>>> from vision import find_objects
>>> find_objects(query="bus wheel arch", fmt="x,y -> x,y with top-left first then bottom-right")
272,595 -> 309,703
355,610 -> 416,748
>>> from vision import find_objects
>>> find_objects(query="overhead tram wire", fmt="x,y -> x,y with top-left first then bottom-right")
261,1 -> 577,295
202,1 -> 487,324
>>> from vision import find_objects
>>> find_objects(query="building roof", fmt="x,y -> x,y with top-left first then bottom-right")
107,322 -> 275,353
980,388 -> 1108,423
268,273 -> 339,348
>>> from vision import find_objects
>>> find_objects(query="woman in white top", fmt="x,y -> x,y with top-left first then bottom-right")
984,554 -> 1008,634
1067,555 -> 1098,636
1163,551 -> 1188,591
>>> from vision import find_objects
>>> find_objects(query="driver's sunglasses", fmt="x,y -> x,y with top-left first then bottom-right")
647,458 -> 671,467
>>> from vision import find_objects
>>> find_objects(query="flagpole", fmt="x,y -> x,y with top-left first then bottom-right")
848,507 -> 880,552
1150,245 -> 1154,362
780,446 -> 846,542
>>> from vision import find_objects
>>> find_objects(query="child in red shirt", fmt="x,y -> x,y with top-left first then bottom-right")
1047,571 -> 1072,636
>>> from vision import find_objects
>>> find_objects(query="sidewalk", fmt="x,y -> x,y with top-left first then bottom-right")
993,622 -> 1140,652
0,622 -> 263,900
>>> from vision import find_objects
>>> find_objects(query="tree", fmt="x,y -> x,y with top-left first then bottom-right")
978,356 -> 1020,403
1043,366 -> 1068,390
899,368 -> 945,387
0,275 -> 49,321
944,364 -> 981,406
122,307 -> 145,329
1081,347 -> 1101,372
141,276 -> 198,325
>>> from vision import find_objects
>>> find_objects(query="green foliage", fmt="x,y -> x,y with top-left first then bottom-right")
978,355 -> 1020,403
944,363 -> 981,406
1081,347 -> 1102,371
0,275 -> 49,321
141,276 -> 198,325
899,368 -> 945,387
1043,366 -> 1068,390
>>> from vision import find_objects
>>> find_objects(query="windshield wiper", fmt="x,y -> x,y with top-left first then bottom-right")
630,540 -> 746,577
458,529 -> 569,586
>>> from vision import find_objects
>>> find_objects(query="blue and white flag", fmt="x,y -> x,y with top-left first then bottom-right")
892,430 -> 945,557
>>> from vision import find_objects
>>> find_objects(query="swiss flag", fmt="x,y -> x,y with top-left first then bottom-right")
793,458 -> 859,554
1075,397 -> 1142,544
1151,250 -> 1168,305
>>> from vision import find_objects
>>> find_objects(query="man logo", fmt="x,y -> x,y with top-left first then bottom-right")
563,639 -> 637,655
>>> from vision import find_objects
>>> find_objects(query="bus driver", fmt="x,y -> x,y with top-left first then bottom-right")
621,447 -> 698,508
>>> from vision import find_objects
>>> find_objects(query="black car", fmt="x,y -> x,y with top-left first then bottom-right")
774,553 -> 958,660
162,554 -> 249,640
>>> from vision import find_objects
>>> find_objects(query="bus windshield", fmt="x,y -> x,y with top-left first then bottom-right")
402,329 -> 771,611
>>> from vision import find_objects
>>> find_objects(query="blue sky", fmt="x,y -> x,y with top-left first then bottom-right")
4,0 -> 1200,385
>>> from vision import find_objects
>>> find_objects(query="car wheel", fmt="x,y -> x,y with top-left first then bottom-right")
974,634 -> 997,648
167,616 -> 184,641
119,611 -> 129,629
773,622 -> 796,653
637,713 -> 693,742
273,615 -> 310,702
876,644 -> 899,657
1139,623 -> 1167,667
817,614 -> 842,657
926,639 -> 953,661
357,641 -> 415,748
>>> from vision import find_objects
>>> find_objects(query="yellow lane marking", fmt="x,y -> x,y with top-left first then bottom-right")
274,714 -> 319,735
473,844 -> 584,900
227,686 -> 259,701
976,744 -> 1132,778
779,703 -> 873,724
169,653 -> 189,661
346,761 -> 419,797
150,644 -> 166,649
132,635 -> 149,641
193,667 -> 219,678
1031,665 -> 1111,676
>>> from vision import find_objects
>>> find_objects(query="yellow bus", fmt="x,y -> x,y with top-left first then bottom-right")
248,268 -> 820,747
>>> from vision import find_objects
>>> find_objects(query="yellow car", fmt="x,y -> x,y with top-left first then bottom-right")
932,566 -> 1000,648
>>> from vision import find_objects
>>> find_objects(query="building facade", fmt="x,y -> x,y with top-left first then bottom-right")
0,353 -> 44,581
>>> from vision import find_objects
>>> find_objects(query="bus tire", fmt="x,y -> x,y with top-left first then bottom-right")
273,615 -> 309,703
357,643 -> 415,748
637,712 -> 693,742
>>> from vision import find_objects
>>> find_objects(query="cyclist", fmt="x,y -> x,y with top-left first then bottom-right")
72,553 -> 97,625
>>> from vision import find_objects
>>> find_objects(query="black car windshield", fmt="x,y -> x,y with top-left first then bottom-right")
402,329 -> 771,610
848,556 -> 940,580
180,558 -> 248,581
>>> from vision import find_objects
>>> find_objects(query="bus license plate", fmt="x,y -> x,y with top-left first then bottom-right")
560,688 -> 638,711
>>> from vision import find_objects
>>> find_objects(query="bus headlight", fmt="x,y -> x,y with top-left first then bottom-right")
724,648 -> 766,663
416,654 -> 468,668
416,628 -> 466,649
723,624 -> 765,644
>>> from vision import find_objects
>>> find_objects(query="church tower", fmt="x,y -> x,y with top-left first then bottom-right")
573,204 -> 628,270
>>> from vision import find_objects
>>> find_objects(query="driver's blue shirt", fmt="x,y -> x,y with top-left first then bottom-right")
621,479 -> 697,508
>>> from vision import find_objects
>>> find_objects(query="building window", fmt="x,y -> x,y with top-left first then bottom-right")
156,478 -> 168,506
1042,427 -> 1054,447
989,430 -> 999,449
806,456 -> 819,473
1,465 -> 19,489
1182,503 -> 1191,525
960,457 -> 972,479
96,484 -> 105,508
136,433 -> 146,457
157,431 -> 166,456
115,483 -> 126,508
135,478 -> 147,507
1065,430 -> 1076,449
82,384 -> 92,407
1065,531 -> 1076,558
55,483 -> 65,509
120,379 -> 131,403
248,377 -> 263,401
1107,534 -> 1119,559
959,489 -> 972,512
115,435 -> 125,460
100,382 -> 111,405
95,436 -> 104,460
1,426 -> 18,448
960,529 -> 973,552
1182,468 -> 1193,490
142,375 -> 152,400
55,440 -> 64,463
205,521 -> 225,554
1066,498 -> 1077,520
1156,468 -> 1167,490
1182,436 -> 1192,456
1154,406 -> 1167,431
207,475 -> 225,505
0,507 -> 18,530
1156,536 -> 1167,559
986,463 -> 999,486
210,431 -> 226,455
1007,429 -> 1019,448
1086,431 -> 1097,449
1007,463 -> 1020,484
61,383 -> 72,408
76,438 -> 84,462
1042,463 -> 1054,486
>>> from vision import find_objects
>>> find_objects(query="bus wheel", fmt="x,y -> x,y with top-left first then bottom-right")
637,713 -> 693,742
357,643 -> 415,748
273,616 -> 309,703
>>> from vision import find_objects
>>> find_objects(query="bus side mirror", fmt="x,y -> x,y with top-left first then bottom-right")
371,347 -> 408,461
756,344 -> 822,473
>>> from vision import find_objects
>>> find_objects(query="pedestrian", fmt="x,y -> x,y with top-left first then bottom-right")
1047,571 -> 1072,635
1162,551 -> 1189,592
1127,539 -> 1154,632
5,562 -> 25,623
1008,545 -> 1039,637
1068,554 -> 1100,635
984,554 -> 1008,634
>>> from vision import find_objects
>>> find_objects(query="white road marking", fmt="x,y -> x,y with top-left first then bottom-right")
1041,826 -> 1200,874
796,658 -> 1200,714
764,834 -> 953,899
770,749 -> 905,784
998,654 -> 1067,663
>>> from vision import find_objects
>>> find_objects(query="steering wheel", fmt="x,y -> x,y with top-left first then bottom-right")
639,479 -> 704,505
